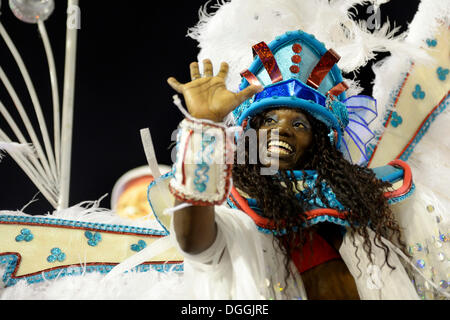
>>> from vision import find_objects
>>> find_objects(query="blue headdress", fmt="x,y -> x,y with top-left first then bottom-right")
232,30 -> 378,166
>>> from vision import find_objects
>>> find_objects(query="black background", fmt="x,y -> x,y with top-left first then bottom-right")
0,0 -> 420,214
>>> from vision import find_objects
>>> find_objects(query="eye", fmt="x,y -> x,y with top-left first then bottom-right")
264,117 -> 276,125
293,121 -> 306,129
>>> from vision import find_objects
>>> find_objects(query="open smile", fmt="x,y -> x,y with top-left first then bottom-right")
267,140 -> 295,157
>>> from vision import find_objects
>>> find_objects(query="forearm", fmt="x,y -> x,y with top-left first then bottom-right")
169,118 -> 230,255
173,199 -> 217,254
167,59 -> 259,256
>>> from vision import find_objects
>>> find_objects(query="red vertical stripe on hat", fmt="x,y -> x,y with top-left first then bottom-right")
307,49 -> 341,89
327,81 -> 349,97
252,42 -> 283,84
240,69 -> 263,87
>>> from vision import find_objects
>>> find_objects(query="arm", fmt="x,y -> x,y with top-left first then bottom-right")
167,59 -> 261,254
173,199 -> 216,254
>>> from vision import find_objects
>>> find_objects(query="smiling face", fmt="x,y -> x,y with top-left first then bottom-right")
257,107 -> 313,170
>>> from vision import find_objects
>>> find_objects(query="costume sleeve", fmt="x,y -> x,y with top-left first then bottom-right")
169,205 -> 270,299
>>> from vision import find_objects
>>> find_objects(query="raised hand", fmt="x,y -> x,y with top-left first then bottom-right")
167,59 -> 262,122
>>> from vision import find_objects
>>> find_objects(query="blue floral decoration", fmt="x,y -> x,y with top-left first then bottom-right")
131,240 -> 147,252
326,97 -> 349,128
15,229 -> 34,242
391,112 -> 403,128
193,133 -> 215,193
426,39 -> 437,47
412,84 -> 425,100
437,67 -> 449,81
84,231 -> 102,247
47,248 -> 66,263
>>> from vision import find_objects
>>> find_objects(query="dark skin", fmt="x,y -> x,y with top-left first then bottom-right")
261,108 -> 313,170
168,59 -> 359,299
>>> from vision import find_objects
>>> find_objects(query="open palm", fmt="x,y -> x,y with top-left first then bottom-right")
168,59 -> 262,122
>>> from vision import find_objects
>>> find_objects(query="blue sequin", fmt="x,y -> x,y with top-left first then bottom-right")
416,259 -> 426,269
131,240 -> 147,252
85,231 -> 102,247
426,39 -> 437,47
437,67 -> 449,81
412,84 -> 426,100
15,228 -> 34,242
391,112 -> 403,128
47,248 -> 66,263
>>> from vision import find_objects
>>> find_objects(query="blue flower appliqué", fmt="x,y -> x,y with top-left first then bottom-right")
194,134 -> 215,193
47,248 -> 66,263
85,231 -> 102,247
437,67 -> 449,81
15,228 -> 34,242
131,240 -> 147,252
412,85 -> 426,100
426,39 -> 437,47
327,97 -> 349,128
391,112 -> 403,128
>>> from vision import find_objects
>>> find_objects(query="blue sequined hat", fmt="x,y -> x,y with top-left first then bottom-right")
232,30 -> 378,165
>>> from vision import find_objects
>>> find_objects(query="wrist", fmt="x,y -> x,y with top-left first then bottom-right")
169,118 -> 233,206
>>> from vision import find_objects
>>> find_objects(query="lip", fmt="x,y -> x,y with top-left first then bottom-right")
267,139 -> 296,159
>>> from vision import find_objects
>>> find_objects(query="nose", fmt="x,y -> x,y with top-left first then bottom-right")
272,119 -> 294,137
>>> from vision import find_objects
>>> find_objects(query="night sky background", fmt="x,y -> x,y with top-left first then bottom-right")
0,0 -> 420,214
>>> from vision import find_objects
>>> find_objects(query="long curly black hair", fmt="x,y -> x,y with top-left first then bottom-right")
232,107 -> 406,278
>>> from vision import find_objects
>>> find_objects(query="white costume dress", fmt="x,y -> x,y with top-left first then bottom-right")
173,204 -> 420,300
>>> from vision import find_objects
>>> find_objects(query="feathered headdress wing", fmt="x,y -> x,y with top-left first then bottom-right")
188,0 -> 427,95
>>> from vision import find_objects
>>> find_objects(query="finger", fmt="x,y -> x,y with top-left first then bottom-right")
167,77 -> 183,93
190,62 -> 201,81
217,62 -> 229,79
235,84 -> 264,105
203,59 -> 213,77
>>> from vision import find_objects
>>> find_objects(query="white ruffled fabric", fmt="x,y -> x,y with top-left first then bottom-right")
171,205 -> 425,300
171,205 -> 307,300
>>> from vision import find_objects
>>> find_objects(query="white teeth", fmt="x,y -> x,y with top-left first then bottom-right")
268,146 -> 290,155
268,140 -> 294,153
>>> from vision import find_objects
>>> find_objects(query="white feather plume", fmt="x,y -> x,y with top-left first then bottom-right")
0,264 -> 186,300
0,142 -> 35,161
187,0 -> 426,94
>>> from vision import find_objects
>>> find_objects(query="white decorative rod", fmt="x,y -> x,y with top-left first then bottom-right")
59,0 -> 80,210
0,21 -> 58,182
0,65 -> 55,185
0,98 -> 54,189
38,20 -> 61,177
0,131 -> 58,208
